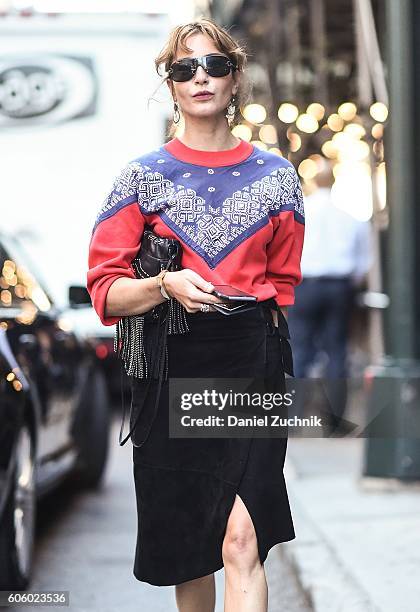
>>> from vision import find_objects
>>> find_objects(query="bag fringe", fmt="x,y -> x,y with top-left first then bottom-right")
114,298 -> 190,379
168,297 -> 190,335
114,314 -> 148,378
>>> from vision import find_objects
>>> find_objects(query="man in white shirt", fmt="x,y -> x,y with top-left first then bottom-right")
288,159 -> 373,434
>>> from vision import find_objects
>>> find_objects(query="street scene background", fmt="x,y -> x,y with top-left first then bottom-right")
0,1 -> 419,611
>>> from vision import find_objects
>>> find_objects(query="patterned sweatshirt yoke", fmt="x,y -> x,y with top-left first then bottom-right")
87,137 -> 305,326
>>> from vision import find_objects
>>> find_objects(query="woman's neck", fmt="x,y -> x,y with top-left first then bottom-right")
177,122 -> 240,152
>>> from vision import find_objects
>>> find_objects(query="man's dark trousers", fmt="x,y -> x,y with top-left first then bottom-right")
287,276 -> 356,428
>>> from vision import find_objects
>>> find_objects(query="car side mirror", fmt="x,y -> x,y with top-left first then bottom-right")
68,285 -> 92,307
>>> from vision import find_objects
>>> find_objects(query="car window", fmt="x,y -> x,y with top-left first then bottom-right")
0,241 -> 52,318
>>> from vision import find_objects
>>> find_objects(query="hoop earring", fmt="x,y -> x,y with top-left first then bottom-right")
226,96 -> 236,127
173,100 -> 180,124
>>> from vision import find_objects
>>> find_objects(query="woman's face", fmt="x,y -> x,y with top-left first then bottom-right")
168,32 -> 239,123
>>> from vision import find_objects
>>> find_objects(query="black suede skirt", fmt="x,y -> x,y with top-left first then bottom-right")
131,299 -> 296,586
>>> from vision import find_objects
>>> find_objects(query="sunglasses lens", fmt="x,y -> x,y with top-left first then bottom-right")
170,62 -> 194,82
206,56 -> 231,77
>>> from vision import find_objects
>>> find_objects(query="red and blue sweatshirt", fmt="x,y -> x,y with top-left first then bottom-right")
87,137 -> 305,326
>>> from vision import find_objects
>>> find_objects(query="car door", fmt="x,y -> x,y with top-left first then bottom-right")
0,235 -> 82,459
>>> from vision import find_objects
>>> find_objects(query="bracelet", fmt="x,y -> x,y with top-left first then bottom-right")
155,270 -> 171,300
161,275 -> 172,299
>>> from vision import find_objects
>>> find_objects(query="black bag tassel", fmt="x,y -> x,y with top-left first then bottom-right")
168,296 -> 190,335
114,313 -> 149,379
114,296 -> 189,381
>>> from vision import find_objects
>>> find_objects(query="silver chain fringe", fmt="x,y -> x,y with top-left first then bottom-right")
114,297 -> 190,379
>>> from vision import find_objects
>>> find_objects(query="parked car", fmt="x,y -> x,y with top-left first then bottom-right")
0,232 -> 111,590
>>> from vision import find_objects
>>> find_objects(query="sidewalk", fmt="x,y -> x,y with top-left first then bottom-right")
282,436 -> 420,612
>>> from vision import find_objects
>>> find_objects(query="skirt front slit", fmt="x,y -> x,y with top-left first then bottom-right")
131,302 -> 296,586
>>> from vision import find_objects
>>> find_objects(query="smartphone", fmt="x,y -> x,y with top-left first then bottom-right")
211,284 -> 257,302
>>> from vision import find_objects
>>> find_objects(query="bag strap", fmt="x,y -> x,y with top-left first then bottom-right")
130,311 -> 169,448
118,304 -> 169,446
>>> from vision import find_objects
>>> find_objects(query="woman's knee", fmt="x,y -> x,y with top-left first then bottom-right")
222,521 -> 259,567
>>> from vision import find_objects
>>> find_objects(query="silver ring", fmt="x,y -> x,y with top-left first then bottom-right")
200,303 -> 210,313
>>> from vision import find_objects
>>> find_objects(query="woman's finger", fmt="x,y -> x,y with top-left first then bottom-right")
184,269 -> 215,294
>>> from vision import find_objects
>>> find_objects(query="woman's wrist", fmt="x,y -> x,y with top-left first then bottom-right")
106,276 -> 167,317
161,274 -> 173,299
160,271 -> 176,299
155,270 -> 172,300
142,276 -> 168,308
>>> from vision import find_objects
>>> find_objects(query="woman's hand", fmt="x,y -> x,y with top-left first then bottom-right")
162,269 -> 224,313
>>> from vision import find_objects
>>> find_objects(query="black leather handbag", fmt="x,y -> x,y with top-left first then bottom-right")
131,226 -> 183,319
115,226 -> 188,447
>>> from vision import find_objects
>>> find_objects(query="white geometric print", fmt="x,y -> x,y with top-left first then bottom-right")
280,166 -> 305,217
94,161 -> 141,225
138,170 -> 176,211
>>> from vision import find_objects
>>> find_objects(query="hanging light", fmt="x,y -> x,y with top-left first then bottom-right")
296,113 -> 319,133
243,103 -> 267,124
370,102 -> 388,122
327,113 -> 344,132
306,103 -> 325,120
338,102 -> 357,121
0,290 -> 12,305
332,131 -> 352,148
321,140 -> 338,159
259,124 -> 278,144
288,132 -> 302,152
342,140 -> 370,162
371,123 -> 384,139
344,123 -> 366,139
278,103 -> 299,123
298,159 -> 318,180
232,124 -> 253,141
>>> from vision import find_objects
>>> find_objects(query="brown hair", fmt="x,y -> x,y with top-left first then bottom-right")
154,17 -> 252,137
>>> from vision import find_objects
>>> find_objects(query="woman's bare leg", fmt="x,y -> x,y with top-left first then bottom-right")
175,573 -> 216,612
222,494 -> 268,612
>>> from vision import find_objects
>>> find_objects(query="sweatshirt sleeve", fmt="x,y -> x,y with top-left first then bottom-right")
86,161 -> 145,326
266,163 -> 305,306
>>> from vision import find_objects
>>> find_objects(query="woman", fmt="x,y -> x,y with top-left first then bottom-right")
87,17 -> 305,612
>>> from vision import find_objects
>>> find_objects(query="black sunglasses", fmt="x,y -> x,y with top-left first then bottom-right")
168,53 -> 237,82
